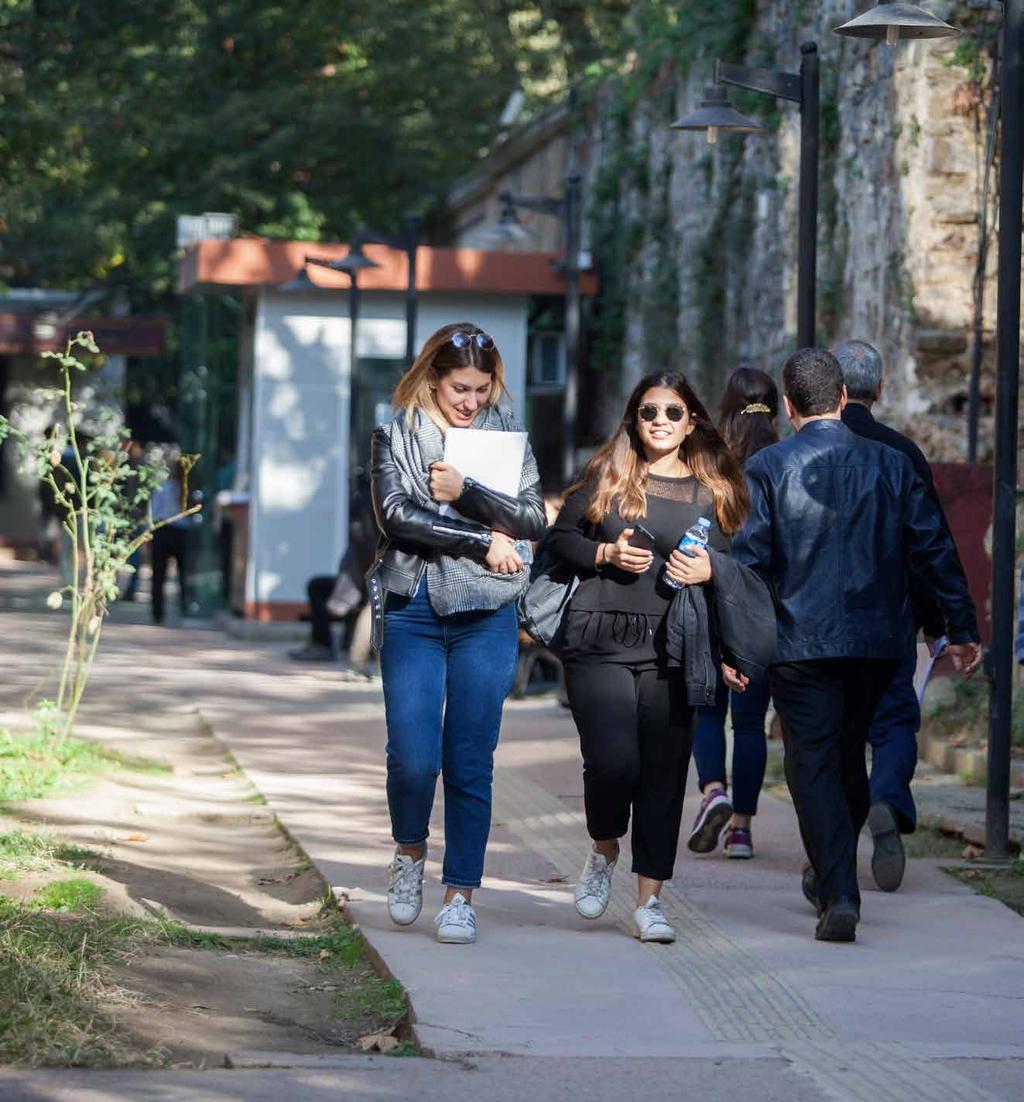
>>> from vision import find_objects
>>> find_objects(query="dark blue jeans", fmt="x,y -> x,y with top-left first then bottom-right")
867,641 -> 921,833
381,584 -> 519,890
692,674 -> 771,815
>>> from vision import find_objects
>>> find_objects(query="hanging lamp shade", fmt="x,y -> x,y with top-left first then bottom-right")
671,85 -> 763,145
484,194 -> 538,244
834,4 -> 959,45
277,262 -> 318,293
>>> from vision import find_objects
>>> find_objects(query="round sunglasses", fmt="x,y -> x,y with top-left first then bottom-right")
450,330 -> 496,351
638,402 -> 686,423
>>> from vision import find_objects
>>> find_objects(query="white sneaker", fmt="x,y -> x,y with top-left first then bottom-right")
574,849 -> 617,919
434,892 -> 477,944
634,894 -> 676,943
387,848 -> 426,926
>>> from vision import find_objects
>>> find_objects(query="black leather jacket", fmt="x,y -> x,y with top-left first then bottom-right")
367,423 -> 546,643
732,419 -> 979,664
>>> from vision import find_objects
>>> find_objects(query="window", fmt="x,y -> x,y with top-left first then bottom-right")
528,332 -> 566,391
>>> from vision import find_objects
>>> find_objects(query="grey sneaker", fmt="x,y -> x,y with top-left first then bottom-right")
435,892 -> 477,944
634,895 -> 676,943
574,849 -> 617,919
288,641 -> 336,662
387,848 -> 426,926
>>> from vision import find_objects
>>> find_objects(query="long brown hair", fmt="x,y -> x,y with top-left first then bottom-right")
718,366 -> 779,465
573,372 -> 749,534
393,322 -> 509,431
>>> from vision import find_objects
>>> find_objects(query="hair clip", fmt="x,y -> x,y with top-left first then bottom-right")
741,403 -> 771,415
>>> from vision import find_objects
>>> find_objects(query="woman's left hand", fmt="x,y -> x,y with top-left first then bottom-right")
665,545 -> 713,586
429,462 -> 465,503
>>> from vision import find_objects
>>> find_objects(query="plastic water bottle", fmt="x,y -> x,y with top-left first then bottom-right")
663,517 -> 711,590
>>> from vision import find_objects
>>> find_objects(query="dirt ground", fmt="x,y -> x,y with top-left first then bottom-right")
0,703 -> 402,1067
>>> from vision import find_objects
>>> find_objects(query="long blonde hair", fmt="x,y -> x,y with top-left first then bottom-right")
393,322 -> 510,431
573,372 -> 749,534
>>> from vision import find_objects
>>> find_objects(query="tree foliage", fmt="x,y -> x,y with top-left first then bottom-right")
0,1 -> 581,299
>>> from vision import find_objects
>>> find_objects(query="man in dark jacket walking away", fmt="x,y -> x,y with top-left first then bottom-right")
834,339 -> 972,894
732,348 -> 981,943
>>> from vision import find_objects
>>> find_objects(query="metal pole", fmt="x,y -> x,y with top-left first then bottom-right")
986,0 -> 1023,860
404,214 -> 420,366
562,175 -> 582,486
797,42 -> 820,349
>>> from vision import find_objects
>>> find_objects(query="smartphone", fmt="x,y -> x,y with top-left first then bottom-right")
627,523 -> 657,552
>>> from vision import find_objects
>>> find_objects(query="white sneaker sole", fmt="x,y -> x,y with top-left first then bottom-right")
436,929 -> 476,944
635,927 -> 676,944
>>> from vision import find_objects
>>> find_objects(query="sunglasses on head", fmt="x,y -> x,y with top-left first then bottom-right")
450,330 -> 496,351
638,403 -> 686,423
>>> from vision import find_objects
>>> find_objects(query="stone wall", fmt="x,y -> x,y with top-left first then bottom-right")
578,0 -> 1001,458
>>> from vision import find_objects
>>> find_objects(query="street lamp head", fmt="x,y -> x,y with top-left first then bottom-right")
670,85 -> 763,145
325,241 -> 381,276
277,261 -> 318,293
484,194 -> 538,244
834,4 -> 959,46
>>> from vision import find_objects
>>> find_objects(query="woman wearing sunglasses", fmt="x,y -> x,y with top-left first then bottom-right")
689,367 -> 779,861
548,372 -> 748,941
370,323 -> 546,945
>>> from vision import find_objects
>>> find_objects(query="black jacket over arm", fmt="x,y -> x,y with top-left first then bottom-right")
732,419 -> 979,664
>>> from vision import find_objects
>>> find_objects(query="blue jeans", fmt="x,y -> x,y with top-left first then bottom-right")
692,674 -> 771,815
867,640 -> 920,833
381,584 -> 519,889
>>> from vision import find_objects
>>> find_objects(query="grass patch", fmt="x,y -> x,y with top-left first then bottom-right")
0,897 -> 162,1067
947,861 -> 1024,917
0,898 -> 409,1067
0,829 -> 101,880
0,726 -> 168,803
904,826 -> 966,860
34,878 -> 105,913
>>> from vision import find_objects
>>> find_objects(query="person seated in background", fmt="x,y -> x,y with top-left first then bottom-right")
289,484 -> 378,665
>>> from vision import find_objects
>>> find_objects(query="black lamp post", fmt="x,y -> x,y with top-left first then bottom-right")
672,44 -> 821,350
836,2 -> 1021,861
497,177 -> 583,485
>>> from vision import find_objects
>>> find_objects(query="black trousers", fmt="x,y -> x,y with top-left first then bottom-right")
151,525 -> 189,624
770,658 -> 898,908
308,574 -> 335,648
564,661 -> 695,881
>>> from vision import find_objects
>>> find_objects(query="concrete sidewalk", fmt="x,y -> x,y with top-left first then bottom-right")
1,564 -> 1023,1100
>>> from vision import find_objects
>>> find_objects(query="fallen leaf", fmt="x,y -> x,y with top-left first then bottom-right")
120,833 -> 149,843
962,844 -> 983,860
542,874 -> 568,883
358,1032 -> 400,1053
318,948 -> 330,960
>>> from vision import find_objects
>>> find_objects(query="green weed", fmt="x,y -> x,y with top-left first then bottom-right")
0,829 -> 100,879
34,878 -> 105,913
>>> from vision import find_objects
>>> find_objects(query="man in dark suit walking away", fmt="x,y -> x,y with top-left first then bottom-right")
731,349 -> 981,942
834,339 -> 972,894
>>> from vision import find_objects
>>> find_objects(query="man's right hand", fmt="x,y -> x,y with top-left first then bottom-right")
486,532 -> 523,575
950,641 -> 982,678
602,529 -> 653,574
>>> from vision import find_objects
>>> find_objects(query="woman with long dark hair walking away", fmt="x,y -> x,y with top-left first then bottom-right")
688,367 -> 780,861
548,372 -> 749,942
370,323 -> 546,944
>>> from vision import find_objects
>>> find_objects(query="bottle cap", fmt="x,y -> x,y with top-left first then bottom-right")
698,517 -> 711,526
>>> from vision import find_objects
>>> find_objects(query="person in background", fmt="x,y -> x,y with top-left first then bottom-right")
834,339 -> 972,893
689,367 -> 779,861
289,486 -> 377,664
119,437 -> 147,602
149,456 -> 193,625
372,323 -> 546,945
732,348 -> 981,942
548,372 -> 748,944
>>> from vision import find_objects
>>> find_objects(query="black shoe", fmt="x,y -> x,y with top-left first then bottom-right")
801,864 -> 822,916
815,897 -> 859,942
868,802 -> 905,892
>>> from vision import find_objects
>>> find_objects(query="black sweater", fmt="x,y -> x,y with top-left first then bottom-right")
549,475 -> 730,616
